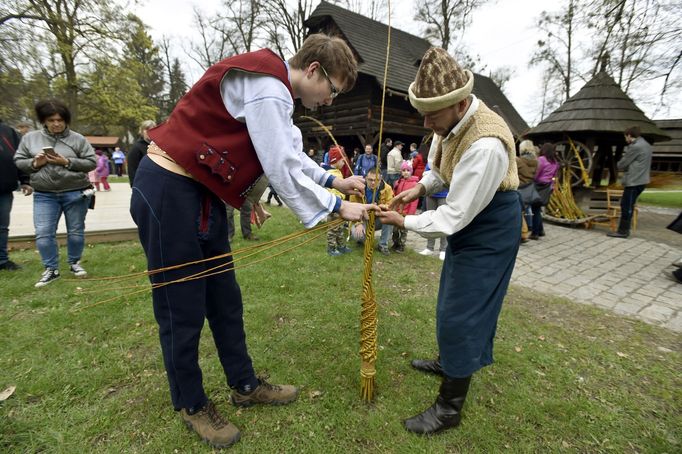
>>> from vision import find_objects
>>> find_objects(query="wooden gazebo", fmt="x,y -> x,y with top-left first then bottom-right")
296,1 -> 528,153
525,64 -> 670,187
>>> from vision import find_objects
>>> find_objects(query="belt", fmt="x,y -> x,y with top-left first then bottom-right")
147,142 -> 194,179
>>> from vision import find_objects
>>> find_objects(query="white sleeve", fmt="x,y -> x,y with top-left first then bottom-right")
222,72 -> 336,227
291,126 -> 332,185
404,138 -> 509,238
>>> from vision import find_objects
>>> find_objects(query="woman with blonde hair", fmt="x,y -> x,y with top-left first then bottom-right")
126,119 -> 156,186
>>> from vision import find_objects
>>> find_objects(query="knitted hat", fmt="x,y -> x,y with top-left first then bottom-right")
328,145 -> 345,165
400,161 -> 413,174
408,48 -> 474,113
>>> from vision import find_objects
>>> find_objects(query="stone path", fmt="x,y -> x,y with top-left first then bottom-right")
9,184 -> 682,332
405,215 -> 682,332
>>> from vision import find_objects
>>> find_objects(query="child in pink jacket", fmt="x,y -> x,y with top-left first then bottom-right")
95,149 -> 111,191
391,161 -> 419,252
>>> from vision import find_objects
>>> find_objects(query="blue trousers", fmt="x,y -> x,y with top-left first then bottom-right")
619,185 -> 645,233
437,191 -> 521,377
0,192 -> 12,264
33,190 -> 90,270
130,157 -> 257,411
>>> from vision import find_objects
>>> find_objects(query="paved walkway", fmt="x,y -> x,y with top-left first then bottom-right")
8,183 -> 682,332
405,211 -> 682,332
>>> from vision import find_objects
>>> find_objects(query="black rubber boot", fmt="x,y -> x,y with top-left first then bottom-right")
404,375 -> 472,435
410,356 -> 444,376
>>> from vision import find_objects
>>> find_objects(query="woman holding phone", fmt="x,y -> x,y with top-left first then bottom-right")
14,99 -> 97,287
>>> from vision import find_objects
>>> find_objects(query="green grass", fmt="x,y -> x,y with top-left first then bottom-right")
1,208 -> 680,453
639,190 -> 682,209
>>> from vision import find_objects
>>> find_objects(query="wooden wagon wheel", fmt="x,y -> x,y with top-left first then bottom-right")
553,139 -> 593,187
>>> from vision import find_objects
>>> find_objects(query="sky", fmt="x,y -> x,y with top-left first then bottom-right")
134,0 -> 681,126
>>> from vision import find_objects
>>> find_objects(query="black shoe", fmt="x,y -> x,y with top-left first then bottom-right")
607,231 -> 629,238
35,269 -> 60,288
404,375 -> 472,435
411,358 -> 444,376
663,270 -> 682,284
0,260 -> 21,271
539,231 -> 546,237
529,234 -> 539,240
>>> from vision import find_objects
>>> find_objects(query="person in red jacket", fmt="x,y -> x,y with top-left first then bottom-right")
410,142 -> 426,179
129,34 -> 376,449
391,161 -> 420,252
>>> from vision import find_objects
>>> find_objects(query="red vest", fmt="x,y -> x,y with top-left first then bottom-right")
149,49 -> 293,208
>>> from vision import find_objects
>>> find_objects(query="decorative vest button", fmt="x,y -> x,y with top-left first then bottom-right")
199,154 -> 205,160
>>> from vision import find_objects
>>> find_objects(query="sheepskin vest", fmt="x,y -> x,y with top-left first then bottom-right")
433,101 -> 518,190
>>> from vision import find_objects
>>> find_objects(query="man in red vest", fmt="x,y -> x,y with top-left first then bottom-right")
130,34 -> 375,448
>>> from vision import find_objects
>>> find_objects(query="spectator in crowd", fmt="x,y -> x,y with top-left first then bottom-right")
386,140 -> 404,188
664,212 -> 682,284
354,143 -> 378,177
530,143 -> 559,240
265,184 -> 283,206
0,120 -> 33,271
516,139 -> 538,242
418,163 -> 447,260
14,99 -> 96,287
391,161 -> 419,253
326,146 -> 352,256
15,122 -> 32,136
112,146 -> 125,176
350,168 -> 393,255
351,147 -> 361,169
379,137 -> 392,180
607,126 -> 652,238
127,119 -> 156,186
306,147 -> 317,163
226,200 -> 260,241
95,149 -> 111,191
410,142 -> 426,179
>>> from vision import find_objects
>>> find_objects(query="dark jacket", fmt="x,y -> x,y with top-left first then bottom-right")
127,137 -> 150,186
0,121 -> 30,194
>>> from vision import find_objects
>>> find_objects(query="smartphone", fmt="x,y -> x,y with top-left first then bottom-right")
42,147 -> 58,157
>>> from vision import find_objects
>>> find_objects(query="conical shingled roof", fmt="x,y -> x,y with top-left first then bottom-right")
527,71 -> 670,142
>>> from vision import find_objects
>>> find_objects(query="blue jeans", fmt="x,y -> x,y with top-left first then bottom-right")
33,190 -> 90,270
619,185 -> 645,233
0,192 -> 12,264
531,204 -> 544,235
352,217 -> 393,247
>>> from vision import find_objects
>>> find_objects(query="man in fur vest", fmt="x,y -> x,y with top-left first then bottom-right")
378,48 -> 522,435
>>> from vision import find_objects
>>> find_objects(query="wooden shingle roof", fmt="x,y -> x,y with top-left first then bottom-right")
652,119 -> 682,157
305,1 -> 529,137
527,71 -> 670,142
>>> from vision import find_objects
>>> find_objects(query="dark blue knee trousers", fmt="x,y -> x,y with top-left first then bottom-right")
130,157 -> 257,410
437,191 -> 521,378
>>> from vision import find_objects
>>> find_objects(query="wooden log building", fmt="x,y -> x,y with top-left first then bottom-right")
295,1 -> 528,155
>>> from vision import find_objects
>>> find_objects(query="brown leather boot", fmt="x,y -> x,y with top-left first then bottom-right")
231,378 -> 299,407
404,375 -> 472,435
181,400 -> 240,448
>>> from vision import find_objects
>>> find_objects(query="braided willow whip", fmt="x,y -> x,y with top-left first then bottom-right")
359,0 -> 392,402
359,211 -> 378,401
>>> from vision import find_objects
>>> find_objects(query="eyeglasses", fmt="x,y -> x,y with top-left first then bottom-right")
319,65 -> 339,99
